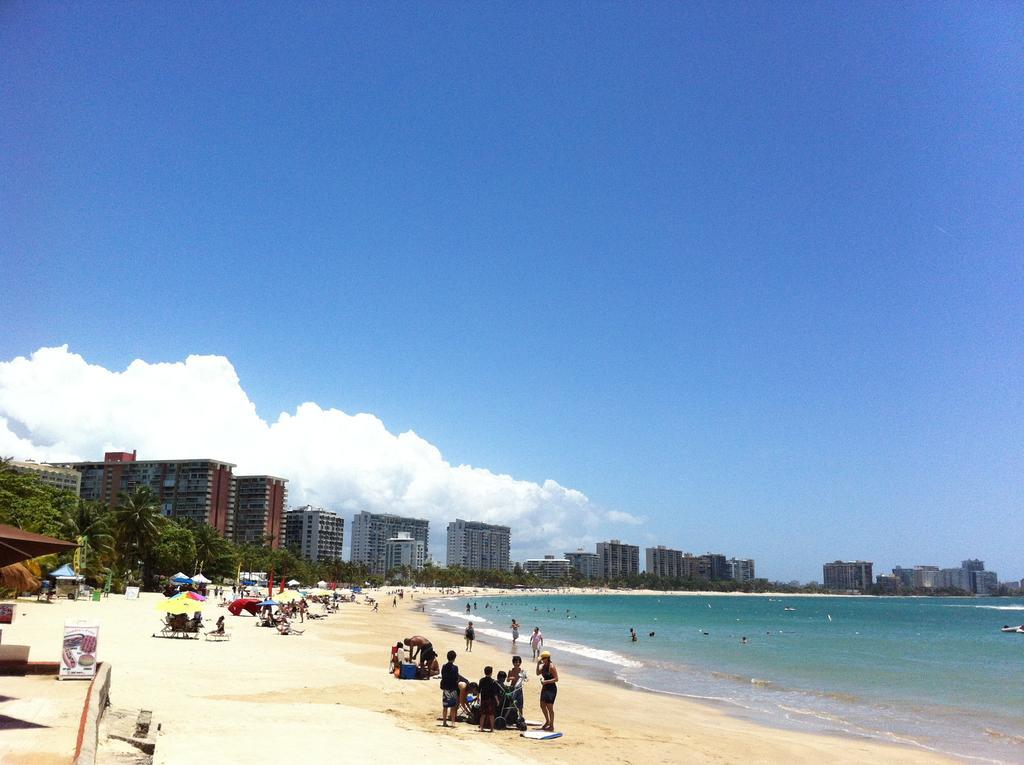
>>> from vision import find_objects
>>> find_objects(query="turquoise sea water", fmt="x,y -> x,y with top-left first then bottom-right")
429,594 -> 1024,763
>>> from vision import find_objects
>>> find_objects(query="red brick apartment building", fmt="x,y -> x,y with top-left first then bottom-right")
67,451 -> 286,547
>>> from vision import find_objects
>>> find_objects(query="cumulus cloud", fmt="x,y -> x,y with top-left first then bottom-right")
0,346 -> 642,559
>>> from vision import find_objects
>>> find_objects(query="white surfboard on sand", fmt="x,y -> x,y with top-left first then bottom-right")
522,730 -> 563,740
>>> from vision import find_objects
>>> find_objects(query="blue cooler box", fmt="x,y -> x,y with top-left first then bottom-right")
400,663 -> 417,679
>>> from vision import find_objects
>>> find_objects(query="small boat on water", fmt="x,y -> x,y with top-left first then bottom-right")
783,607 -> 796,612
1000,624 -> 1024,633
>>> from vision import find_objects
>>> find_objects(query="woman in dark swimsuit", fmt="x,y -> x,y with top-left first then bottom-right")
536,650 -> 559,731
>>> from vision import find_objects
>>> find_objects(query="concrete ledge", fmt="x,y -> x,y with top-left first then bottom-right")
73,662 -> 111,765
0,657 -> 60,676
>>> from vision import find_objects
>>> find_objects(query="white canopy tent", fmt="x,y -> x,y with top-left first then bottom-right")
191,573 -> 211,584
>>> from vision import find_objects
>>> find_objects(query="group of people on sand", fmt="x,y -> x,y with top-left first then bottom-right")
440,649 -> 559,732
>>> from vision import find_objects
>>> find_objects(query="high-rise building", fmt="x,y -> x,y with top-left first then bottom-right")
727,558 -> 756,582
351,512 -> 430,575
645,546 -> 683,578
680,553 -> 703,579
283,506 -> 344,562
446,519 -> 511,571
9,460 -> 82,495
523,555 -> 573,580
971,570 -> 998,595
596,539 -> 640,579
875,573 -> 900,593
700,553 -> 730,581
383,532 -> 426,573
911,565 -> 940,590
232,475 -> 287,548
891,566 -> 914,588
564,549 -> 599,579
69,451 -> 236,535
822,560 -> 873,591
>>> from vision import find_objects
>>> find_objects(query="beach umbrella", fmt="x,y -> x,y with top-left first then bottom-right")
156,597 -> 207,614
257,599 -> 279,607
274,590 -> 302,602
0,524 -> 78,568
170,591 -> 206,601
191,573 -> 211,585
227,598 -> 262,616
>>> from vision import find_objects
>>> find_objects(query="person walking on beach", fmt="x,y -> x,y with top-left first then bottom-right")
440,650 -> 460,728
465,621 -> 475,651
511,619 -> 520,645
536,651 -> 558,731
530,627 -> 544,659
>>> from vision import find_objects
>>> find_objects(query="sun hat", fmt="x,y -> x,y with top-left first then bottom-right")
539,650 -> 551,659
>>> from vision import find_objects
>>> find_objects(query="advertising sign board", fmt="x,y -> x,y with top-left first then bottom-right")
59,622 -> 99,680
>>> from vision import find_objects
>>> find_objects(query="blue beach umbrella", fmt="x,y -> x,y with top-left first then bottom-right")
258,599 -> 278,607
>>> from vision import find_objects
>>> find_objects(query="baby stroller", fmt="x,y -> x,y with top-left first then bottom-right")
493,682 -> 527,731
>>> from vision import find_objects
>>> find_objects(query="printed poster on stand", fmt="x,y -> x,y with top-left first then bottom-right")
60,622 -> 99,680
124,586 -> 140,600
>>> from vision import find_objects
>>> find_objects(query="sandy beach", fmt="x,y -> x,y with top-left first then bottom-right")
0,589 -> 956,765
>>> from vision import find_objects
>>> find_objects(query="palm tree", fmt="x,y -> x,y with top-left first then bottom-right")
60,500 -> 114,577
111,487 -> 166,589
192,522 -> 230,576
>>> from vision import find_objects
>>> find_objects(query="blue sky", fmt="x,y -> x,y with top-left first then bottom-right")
2,3 -> 1022,582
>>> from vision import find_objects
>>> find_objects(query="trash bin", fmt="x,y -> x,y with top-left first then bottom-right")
92,590 -> 102,602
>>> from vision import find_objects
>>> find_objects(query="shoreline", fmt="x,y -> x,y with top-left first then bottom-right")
423,593 -> 993,764
0,589 -> 959,764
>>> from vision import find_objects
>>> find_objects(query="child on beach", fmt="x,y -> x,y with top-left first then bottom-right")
511,618 -> 520,644
477,666 -> 499,732
440,651 -> 460,728
465,621 -> 475,651
507,655 -> 525,716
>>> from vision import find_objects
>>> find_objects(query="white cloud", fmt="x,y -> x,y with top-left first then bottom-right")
0,346 -> 642,559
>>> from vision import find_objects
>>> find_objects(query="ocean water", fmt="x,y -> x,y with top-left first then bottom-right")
429,594 -> 1024,763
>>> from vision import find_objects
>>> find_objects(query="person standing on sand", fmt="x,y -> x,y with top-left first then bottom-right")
440,650 -> 460,728
511,618 -> 520,644
465,621 -> 475,651
530,627 -> 544,659
507,655 -> 525,716
536,650 -> 558,731
477,666 -> 499,732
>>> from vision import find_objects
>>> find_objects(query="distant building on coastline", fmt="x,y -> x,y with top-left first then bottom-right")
523,555 -> 573,580
699,553 -> 730,581
351,511 -> 430,575
822,560 -> 873,592
597,539 -> 640,579
9,460 -> 82,495
564,549 -> 599,579
889,559 -> 998,594
446,519 -> 511,571
645,546 -> 683,578
383,532 -> 426,573
69,450 -> 237,537
284,505 -> 344,562
875,573 -> 900,593
232,474 -> 288,547
727,558 -> 756,582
